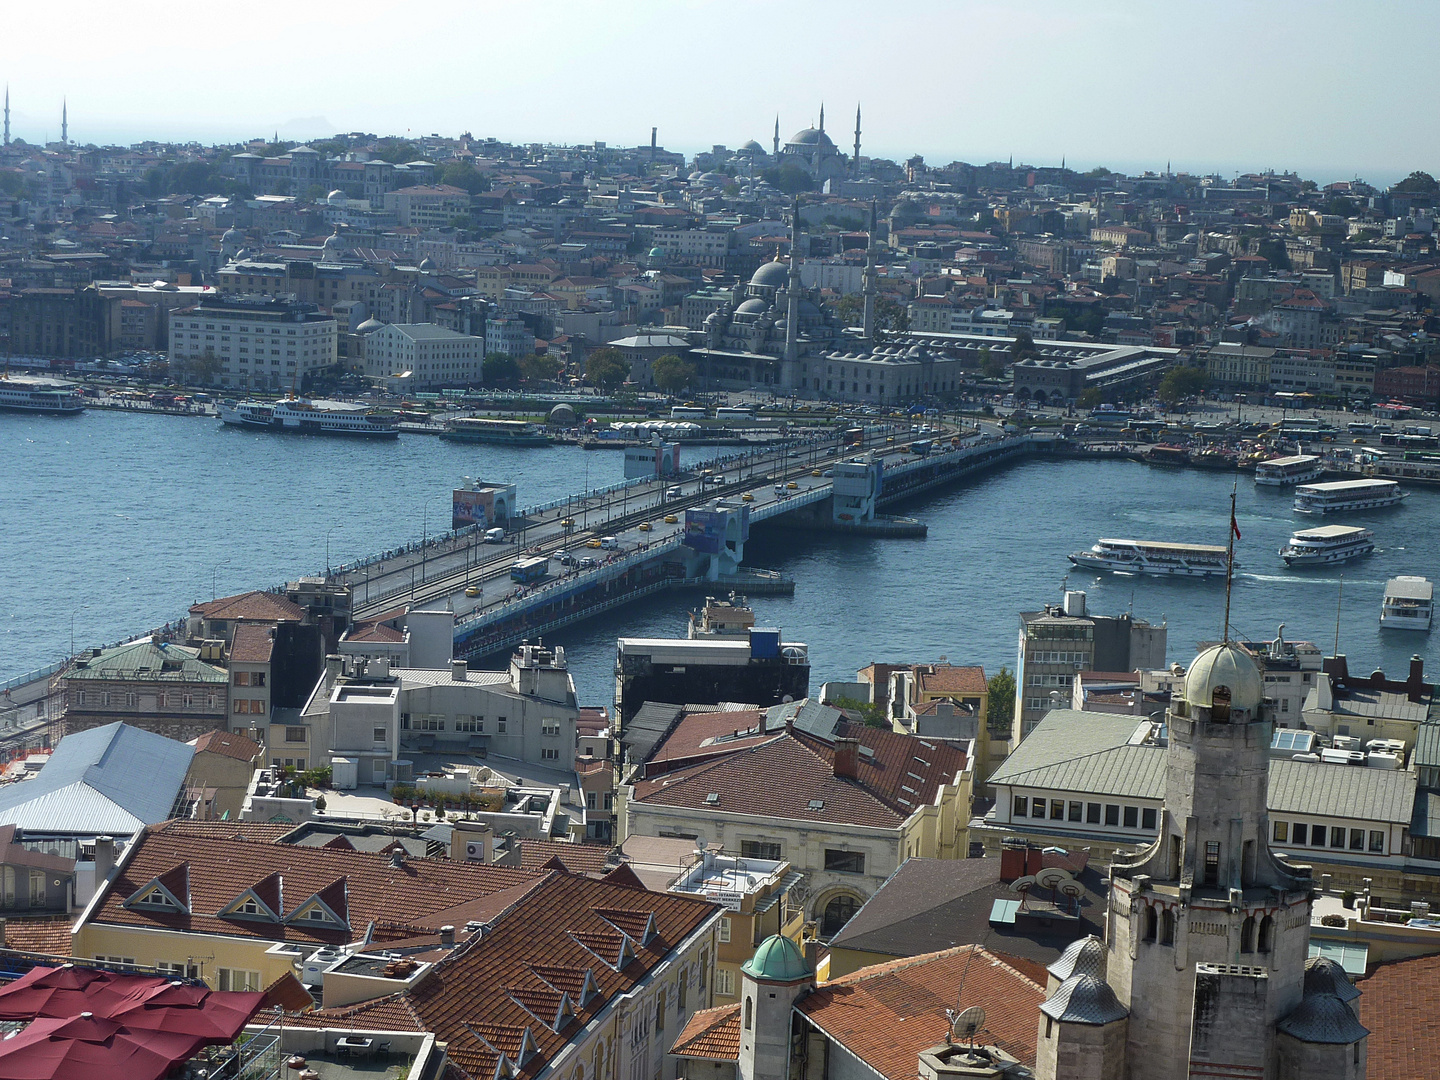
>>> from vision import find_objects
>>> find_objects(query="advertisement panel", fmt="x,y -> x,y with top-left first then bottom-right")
684,505 -> 749,554
453,488 -> 496,529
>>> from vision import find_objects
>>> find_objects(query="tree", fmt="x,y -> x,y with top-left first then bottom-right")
585,348 -> 629,392
482,353 -> 520,387
651,353 -> 697,395
1010,329 -> 1037,362
986,668 -> 1016,738
1158,365 -> 1208,407
760,164 -> 816,194
519,354 -> 562,384
833,295 -> 909,336
829,696 -> 889,729
1392,170 -> 1439,195
440,162 -> 490,194
374,140 -> 420,164
1078,387 -> 1104,410
979,345 -> 1006,380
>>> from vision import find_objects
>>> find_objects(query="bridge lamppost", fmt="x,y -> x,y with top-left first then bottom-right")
326,524 -> 343,578
420,497 -> 441,588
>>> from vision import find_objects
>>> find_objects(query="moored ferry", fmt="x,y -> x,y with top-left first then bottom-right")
1068,538 -> 1231,577
1278,525 -> 1375,567
219,398 -> 399,437
440,417 -> 551,446
1293,478 -> 1405,514
1254,454 -> 1321,486
0,375 -> 86,414
1380,576 -> 1433,631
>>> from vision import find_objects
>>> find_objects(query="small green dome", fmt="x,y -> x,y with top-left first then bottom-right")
648,246 -> 665,258
742,935 -> 811,982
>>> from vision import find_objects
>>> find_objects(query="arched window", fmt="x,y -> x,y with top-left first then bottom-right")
1144,906 -> 1158,942
744,996 -> 753,1031
1241,916 -> 1256,953
822,894 -> 860,937
1161,909 -> 1176,946
1258,915 -> 1275,953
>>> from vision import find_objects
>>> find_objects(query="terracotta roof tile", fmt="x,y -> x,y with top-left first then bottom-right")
799,945 -> 1044,1073
515,839 -> 615,875
915,664 -> 988,696
229,623 -> 275,664
671,1003 -> 741,1059
153,820 -> 293,843
1357,951 -> 1440,1078
189,591 -> 306,623
2,917 -> 73,958
190,730 -> 262,762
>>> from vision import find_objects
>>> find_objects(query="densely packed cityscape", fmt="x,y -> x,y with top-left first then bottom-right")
3,74 -> 1440,1080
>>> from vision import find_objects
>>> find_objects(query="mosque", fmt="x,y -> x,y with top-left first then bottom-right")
684,642 -> 1371,1080
768,104 -> 859,186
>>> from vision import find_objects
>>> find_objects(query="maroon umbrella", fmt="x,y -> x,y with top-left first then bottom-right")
110,985 -> 267,1042
0,1013 -> 208,1080
0,968 -> 170,1021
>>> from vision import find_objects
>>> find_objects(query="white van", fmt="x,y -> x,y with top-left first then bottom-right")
600,536 -> 620,550
484,528 -> 506,543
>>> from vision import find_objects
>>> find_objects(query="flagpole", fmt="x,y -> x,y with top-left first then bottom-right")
1223,480 -> 1238,644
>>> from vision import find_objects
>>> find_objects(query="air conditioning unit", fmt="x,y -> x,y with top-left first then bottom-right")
464,841 -> 485,861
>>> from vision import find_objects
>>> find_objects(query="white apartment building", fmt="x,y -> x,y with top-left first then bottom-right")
382,184 -> 470,229
168,298 -> 337,390
654,228 -> 732,267
364,322 -> 485,388
485,315 -> 531,358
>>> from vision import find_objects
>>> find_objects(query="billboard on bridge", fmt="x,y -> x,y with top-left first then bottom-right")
684,505 -> 749,554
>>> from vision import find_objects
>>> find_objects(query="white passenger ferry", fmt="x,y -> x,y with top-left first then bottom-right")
1278,525 -> 1375,567
1068,538 -> 1231,577
0,375 -> 86,414
219,398 -> 399,437
1293,478 -> 1405,514
1380,576 -> 1433,631
1254,454 -> 1321,486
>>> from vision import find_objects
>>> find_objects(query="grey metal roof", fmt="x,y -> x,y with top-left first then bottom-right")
1413,721 -> 1440,769
988,711 -> 1164,799
1039,973 -> 1128,1025
0,722 -> 195,836
768,699 -> 843,740
1268,758 -> 1415,824
1276,993 -> 1370,1044
1328,686 -> 1429,724
1048,936 -> 1106,982
64,640 -> 227,684
621,702 -> 685,763
1411,789 -> 1440,839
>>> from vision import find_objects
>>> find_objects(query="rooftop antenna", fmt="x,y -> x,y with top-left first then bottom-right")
1222,480 -> 1240,644
1333,577 -> 1344,657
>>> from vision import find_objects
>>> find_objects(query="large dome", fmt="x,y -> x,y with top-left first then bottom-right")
1183,644 -> 1265,714
750,259 -> 789,289
734,298 -> 768,316
743,934 -> 811,983
789,127 -> 835,148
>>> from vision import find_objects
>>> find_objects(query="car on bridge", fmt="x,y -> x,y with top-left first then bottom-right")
664,514 -> 678,523
465,586 -> 481,598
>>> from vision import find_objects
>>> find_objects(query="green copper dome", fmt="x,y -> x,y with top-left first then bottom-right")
742,935 -> 812,982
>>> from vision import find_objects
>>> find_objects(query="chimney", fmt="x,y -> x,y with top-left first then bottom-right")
1409,655 -> 1425,704
325,654 -> 343,681
451,659 -> 468,682
1000,844 -> 1025,883
757,708 -> 767,735
94,836 -> 115,881
1323,653 -> 1349,683
440,924 -> 455,946
389,846 -> 406,868
833,738 -> 859,779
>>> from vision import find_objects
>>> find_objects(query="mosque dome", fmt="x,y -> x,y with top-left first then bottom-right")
1183,644 -> 1264,714
734,298 -> 768,316
322,230 -> 344,258
1047,936 -> 1106,983
750,259 -> 790,289
740,140 -> 766,155
742,935 -> 811,982
234,247 -> 252,261
356,317 -> 385,334
418,256 -> 436,271
1039,973 -> 1128,1025
648,246 -> 665,259
327,189 -> 346,205
789,127 -> 836,149
221,226 -> 242,246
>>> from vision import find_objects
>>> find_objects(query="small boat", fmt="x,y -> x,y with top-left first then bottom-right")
1293,479 -> 1406,514
1192,447 -> 1239,470
1255,454 -> 1322,486
1145,443 -> 1191,467
1279,525 -> 1375,567
1069,538 -> 1231,578
440,417 -> 551,446
1380,576 -> 1433,631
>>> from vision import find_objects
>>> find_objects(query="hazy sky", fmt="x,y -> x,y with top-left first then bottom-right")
7,1 -> 1438,185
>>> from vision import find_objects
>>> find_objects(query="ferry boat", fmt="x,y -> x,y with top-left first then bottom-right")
440,417 -> 551,446
1145,443 -> 1191,467
1254,454 -> 1321,486
1191,446 -> 1239,470
0,375 -> 86,414
218,398 -> 399,437
1068,538 -> 1231,577
1293,478 -> 1405,514
1380,576 -> 1433,631
1278,525 -> 1375,567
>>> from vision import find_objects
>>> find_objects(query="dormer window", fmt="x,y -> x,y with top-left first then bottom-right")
139,888 -> 177,909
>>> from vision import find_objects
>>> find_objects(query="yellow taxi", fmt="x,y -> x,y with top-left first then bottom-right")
639,522 -> 652,531
811,469 -> 822,477
741,493 -> 755,502
587,538 -> 603,548
560,518 -> 575,529
464,586 -> 480,598
664,514 -> 678,524
886,436 -> 895,443
786,481 -> 799,490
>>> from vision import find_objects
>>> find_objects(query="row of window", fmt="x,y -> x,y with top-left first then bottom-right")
72,690 -> 217,709
404,714 -> 507,733
1028,673 -> 1072,687
738,840 -> 866,875
1274,820 -> 1386,855
1030,651 -> 1088,664
1013,795 -> 1158,832
232,699 -> 265,715
272,757 -> 307,770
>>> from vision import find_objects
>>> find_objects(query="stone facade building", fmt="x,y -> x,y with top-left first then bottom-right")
61,638 -> 229,741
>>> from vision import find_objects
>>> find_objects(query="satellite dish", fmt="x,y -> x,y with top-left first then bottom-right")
1058,880 -> 1085,898
1008,875 -> 1037,894
950,1005 -> 986,1044
1035,867 -> 1072,891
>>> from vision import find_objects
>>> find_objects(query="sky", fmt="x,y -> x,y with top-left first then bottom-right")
7,1 -> 1439,187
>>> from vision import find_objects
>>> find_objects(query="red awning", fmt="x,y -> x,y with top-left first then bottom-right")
0,1013 -> 207,1080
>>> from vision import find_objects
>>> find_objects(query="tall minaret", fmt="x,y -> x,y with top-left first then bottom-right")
773,115 -> 780,157
818,103 -> 824,135
784,196 -> 802,366
61,97 -> 67,145
3,86 -> 9,147
852,103 -> 862,178
862,200 -> 878,342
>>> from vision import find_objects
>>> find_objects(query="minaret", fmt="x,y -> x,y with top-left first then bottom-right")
3,86 -> 9,147
861,200 -> 878,342
818,103 -> 824,135
61,98 -> 67,145
773,115 -> 780,157
784,196 -> 801,365
852,103 -> 862,178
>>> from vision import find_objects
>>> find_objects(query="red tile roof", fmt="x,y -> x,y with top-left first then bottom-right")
88,828 -> 545,947
190,730 -> 262,762
643,709 -> 771,770
671,1003 -> 741,1059
515,840 -> 615,876
152,821 -> 293,843
228,623 -> 275,664
2,917 -> 73,958
799,946 -> 1044,1073
630,724 -> 966,829
1357,952 -> 1440,1078
916,665 -> 988,696
189,591 -> 305,623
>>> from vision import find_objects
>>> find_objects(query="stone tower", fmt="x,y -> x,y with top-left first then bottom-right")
1104,643 -> 1366,1080
738,935 -> 812,1080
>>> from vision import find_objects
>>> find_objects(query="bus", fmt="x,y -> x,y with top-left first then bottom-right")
510,557 -> 549,583
1279,418 -> 1339,438
671,406 -> 707,419
842,427 -> 866,447
715,406 -> 752,421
